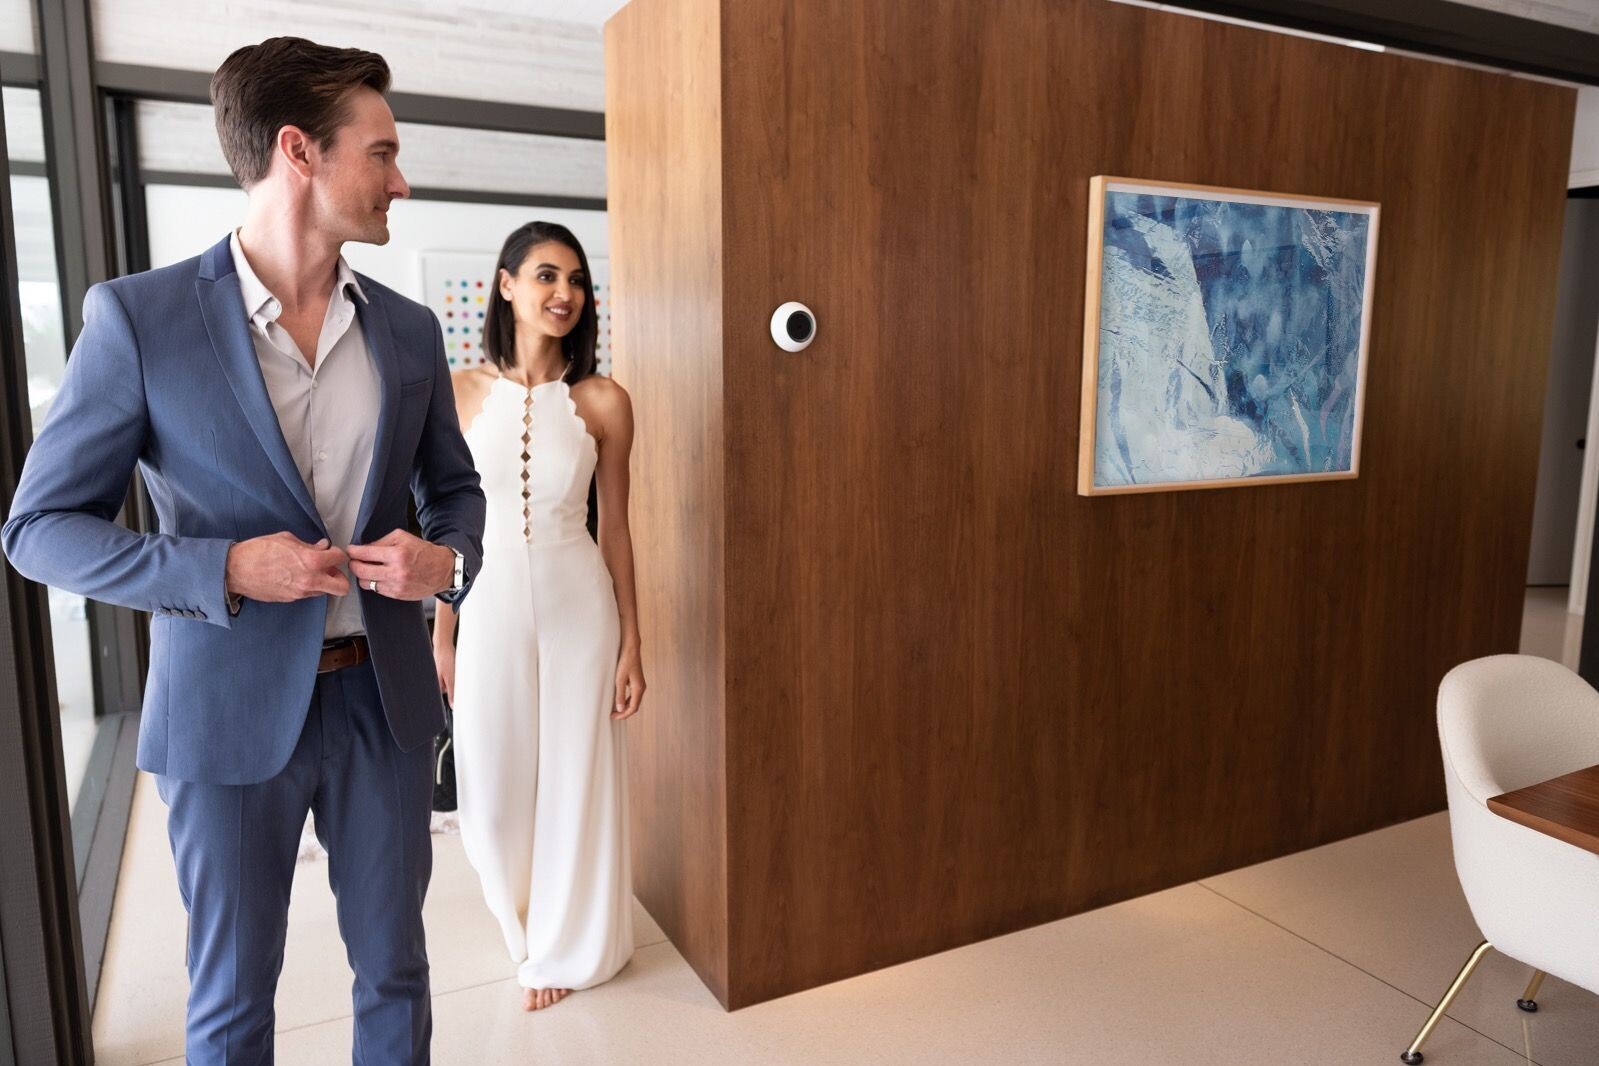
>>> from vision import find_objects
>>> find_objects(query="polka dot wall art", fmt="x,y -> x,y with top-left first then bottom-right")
419,249 -> 613,375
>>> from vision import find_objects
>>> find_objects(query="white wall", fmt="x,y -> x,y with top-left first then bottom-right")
1573,87 -> 1599,189
1529,200 -> 1599,584
1562,88 -> 1599,609
145,184 -> 608,299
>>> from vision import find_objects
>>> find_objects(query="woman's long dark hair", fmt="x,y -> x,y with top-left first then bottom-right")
481,221 -> 598,381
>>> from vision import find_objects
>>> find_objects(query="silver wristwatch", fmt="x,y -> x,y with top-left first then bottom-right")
445,548 -> 466,596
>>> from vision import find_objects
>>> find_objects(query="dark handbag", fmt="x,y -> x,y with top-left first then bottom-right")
432,700 -> 458,812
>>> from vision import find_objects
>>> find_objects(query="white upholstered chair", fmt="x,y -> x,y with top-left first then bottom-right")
1402,654 -> 1599,1063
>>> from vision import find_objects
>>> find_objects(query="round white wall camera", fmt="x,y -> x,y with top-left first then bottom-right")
770,302 -> 817,352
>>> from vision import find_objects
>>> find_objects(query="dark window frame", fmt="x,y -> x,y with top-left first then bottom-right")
8,0 -> 147,1028
0,46 -> 94,1066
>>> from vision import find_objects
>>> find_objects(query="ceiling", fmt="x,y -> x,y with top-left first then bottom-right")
1451,0 -> 1599,34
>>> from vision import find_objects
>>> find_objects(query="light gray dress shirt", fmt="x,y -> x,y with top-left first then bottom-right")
229,231 -> 380,640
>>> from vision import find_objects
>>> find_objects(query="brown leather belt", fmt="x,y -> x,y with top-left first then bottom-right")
317,635 -> 370,674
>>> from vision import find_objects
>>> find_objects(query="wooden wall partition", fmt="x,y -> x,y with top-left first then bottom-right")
608,0 -> 1577,1009
604,0 -> 729,1004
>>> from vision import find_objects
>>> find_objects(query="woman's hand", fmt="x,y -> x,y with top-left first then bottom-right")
434,642 -> 456,705
612,646 -> 645,720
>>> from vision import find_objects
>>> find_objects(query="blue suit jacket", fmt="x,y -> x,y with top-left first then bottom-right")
3,235 -> 486,785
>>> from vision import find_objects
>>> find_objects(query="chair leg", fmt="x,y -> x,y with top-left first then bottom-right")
1517,969 -> 1545,1013
1401,941 -> 1494,1064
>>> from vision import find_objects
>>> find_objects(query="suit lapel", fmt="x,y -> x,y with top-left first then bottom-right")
352,286 -> 400,541
195,237 -> 326,534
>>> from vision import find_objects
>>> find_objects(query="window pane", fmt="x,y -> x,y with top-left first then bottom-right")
133,100 -> 606,201
145,184 -> 612,374
0,0 -> 38,54
3,87 -> 97,808
93,1 -> 608,110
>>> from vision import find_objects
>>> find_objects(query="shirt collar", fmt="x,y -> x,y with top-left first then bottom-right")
337,257 -> 369,306
228,229 -> 369,327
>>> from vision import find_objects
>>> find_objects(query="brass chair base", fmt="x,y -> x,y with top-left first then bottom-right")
1401,941 -> 1492,1064
1517,968 -> 1545,1013
1400,943 -> 1547,1064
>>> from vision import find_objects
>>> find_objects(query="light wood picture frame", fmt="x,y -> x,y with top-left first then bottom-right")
1079,177 -> 1379,496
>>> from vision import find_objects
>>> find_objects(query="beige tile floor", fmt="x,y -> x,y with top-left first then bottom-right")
1517,586 -> 1582,670
92,590 -> 1595,1065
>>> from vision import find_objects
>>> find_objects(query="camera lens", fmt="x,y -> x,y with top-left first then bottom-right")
786,310 -> 813,343
770,302 -> 817,352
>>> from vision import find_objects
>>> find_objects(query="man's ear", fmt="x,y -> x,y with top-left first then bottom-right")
276,125 -> 315,180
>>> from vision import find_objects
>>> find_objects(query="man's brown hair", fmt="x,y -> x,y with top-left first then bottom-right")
210,37 -> 391,188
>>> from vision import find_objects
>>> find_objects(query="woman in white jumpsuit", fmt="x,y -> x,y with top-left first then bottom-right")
434,221 -> 645,1012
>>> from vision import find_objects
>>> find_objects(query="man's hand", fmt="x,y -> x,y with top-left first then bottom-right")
225,533 -> 351,603
347,529 -> 455,601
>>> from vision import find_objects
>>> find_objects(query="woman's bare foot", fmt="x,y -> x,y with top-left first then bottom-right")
520,987 -> 571,1011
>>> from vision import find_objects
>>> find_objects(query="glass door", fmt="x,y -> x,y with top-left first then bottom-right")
0,42 -> 94,1066
2,84 -> 97,811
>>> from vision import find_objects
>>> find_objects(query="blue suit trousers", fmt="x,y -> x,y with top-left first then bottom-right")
157,659 -> 433,1065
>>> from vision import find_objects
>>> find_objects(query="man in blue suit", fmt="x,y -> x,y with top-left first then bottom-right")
3,38 -> 485,1064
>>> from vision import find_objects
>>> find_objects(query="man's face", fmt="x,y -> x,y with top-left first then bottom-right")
309,87 -> 410,246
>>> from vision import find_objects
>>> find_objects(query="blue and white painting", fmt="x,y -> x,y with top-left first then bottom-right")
1085,179 -> 1377,493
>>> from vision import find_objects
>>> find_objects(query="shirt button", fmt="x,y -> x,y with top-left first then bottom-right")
311,381 -> 319,390
317,451 -> 327,462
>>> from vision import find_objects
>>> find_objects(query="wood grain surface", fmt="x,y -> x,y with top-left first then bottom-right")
611,0 -> 1577,1008
1489,764 -> 1599,855
605,0 -> 731,1005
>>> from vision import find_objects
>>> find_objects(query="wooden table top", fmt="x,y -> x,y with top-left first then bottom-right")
1487,763 -> 1599,855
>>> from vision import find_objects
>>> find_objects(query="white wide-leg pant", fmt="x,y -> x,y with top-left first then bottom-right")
454,533 -> 633,990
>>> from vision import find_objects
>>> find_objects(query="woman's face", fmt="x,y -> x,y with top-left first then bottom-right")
498,240 -> 587,341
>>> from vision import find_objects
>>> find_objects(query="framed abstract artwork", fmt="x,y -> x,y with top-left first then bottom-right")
1079,177 -> 1379,495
